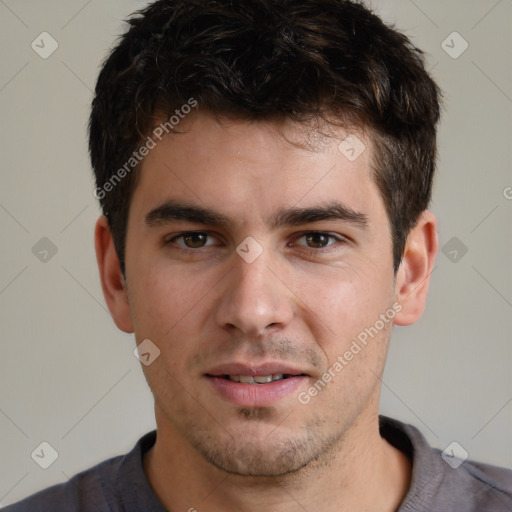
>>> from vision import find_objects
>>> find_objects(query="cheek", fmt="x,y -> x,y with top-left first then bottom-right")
301,273 -> 394,410
295,265 -> 394,355
128,259 -> 220,340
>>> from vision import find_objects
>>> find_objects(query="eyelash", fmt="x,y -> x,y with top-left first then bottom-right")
164,231 -> 347,253
290,232 -> 347,253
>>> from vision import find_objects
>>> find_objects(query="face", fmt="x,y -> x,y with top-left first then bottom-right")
122,113 -> 400,476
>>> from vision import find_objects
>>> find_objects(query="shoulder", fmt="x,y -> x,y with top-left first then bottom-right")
2,455 -> 124,512
446,457 -> 512,510
2,431 -> 158,512
380,416 -> 512,511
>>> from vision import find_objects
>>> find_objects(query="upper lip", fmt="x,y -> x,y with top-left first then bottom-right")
205,362 -> 308,377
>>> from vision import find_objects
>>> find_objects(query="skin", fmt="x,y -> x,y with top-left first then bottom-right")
95,112 -> 438,511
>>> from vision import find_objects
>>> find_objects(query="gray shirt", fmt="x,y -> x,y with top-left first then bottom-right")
3,416 -> 511,511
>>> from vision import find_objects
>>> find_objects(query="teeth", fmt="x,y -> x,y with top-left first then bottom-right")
254,375 -> 272,384
228,374 -> 286,384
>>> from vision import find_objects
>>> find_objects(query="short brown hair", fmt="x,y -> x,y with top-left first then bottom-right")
89,0 -> 442,272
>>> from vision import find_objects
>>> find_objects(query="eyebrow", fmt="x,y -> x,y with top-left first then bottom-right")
145,200 -> 368,230
145,202 -> 231,228
269,202 -> 368,229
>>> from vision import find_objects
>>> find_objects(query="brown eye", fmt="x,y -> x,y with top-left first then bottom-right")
166,232 -> 215,249
291,232 -> 346,251
305,233 -> 331,248
182,232 -> 208,248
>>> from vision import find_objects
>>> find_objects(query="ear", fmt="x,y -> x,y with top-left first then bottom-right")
94,216 -> 134,333
393,210 -> 438,326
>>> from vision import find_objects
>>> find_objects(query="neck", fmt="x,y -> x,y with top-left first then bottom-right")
143,406 -> 411,512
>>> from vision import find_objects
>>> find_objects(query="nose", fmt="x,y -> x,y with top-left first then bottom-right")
214,249 -> 294,338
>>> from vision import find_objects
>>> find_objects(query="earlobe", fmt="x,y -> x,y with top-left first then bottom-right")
94,216 -> 134,333
393,211 -> 438,326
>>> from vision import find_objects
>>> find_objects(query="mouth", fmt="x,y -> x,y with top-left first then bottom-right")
205,363 -> 309,407
211,373 -> 306,384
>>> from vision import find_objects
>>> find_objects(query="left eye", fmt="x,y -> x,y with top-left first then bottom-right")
167,232 -> 216,249
294,232 -> 342,249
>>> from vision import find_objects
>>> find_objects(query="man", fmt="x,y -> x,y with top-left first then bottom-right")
4,0 -> 511,510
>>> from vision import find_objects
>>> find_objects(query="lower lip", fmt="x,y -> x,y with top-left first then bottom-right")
206,376 -> 307,407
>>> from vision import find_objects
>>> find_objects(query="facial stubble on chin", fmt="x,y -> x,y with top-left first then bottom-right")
179,405 -> 346,478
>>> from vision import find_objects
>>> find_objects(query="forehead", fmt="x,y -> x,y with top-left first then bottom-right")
131,112 -> 380,224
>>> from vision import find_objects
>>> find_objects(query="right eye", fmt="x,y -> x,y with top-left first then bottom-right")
165,231 -> 219,249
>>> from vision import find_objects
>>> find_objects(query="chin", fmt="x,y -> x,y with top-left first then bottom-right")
188,415 -> 340,477
199,439 -> 313,477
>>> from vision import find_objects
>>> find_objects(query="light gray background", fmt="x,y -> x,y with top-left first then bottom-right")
0,0 -> 511,507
